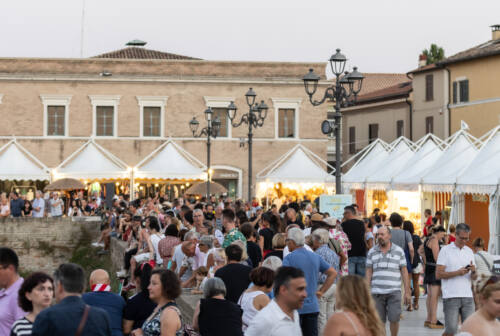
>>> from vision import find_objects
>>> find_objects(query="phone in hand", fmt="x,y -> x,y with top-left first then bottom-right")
465,264 -> 472,270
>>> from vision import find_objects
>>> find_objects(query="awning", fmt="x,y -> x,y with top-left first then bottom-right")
0,140 -> 50,181
343,139 -> 390,190
134,140 -> 206,181
55,139 -> 129,181
392,134 -> 444,191
422,130 -> 480,192
257,144 -> 334,184
456,126 -> 500,195
364,137 -> 415,190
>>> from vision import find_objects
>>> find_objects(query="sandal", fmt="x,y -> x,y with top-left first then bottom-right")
413,299 -> 419,310
406,304 -> 413,311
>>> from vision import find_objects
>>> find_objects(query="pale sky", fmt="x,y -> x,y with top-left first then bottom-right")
1,0 -> 499,73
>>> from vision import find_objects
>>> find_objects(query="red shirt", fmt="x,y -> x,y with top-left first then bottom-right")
423,216 -> 433,236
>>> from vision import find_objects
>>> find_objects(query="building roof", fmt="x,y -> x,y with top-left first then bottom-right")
408,63 -> 439,74
355,80 -> 412,105
93,46 -> 201,60
356,73 -> 409,95
439,39 -> 500,65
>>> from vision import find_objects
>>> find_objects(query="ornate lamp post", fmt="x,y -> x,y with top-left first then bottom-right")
226,88 -> 269,202
189,107 -> 221,198
302,49 -> 364,193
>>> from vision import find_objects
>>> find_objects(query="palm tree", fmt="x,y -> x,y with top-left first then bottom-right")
422,44 -> 445,64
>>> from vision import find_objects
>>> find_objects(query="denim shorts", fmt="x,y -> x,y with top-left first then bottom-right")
372,291 -> 401,323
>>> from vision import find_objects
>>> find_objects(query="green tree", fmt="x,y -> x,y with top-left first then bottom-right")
422,44 -> 445,65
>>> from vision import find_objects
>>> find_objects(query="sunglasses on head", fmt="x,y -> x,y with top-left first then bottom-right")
480,275 -> 500,293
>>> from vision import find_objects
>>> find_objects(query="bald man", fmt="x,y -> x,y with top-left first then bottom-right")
82,269 -> 126,336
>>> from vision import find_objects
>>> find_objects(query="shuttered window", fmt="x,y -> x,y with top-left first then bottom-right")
47,106 -> 65,136
96,106 -> 114,136
368,124 -> 379,143
349,127 -> 356,154
143,106 -> 161,137
426,116 -> 434,134
212,108 -> 228,137
397,120 -> 404,138
278,108 -> 295,138
453,81 -> 458,104
425,74 -> 434,101
459,80 -> 469,102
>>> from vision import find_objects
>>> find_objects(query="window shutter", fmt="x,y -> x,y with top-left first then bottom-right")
460,80 -> 469,102
425,74 -> 434,101
349,127 -> 356,154
453,81 -> 457,104
369,124 -> 379,143
397,120 -> 404,137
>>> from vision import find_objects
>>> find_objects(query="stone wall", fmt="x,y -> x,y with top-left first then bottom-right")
0,217 -> 101,273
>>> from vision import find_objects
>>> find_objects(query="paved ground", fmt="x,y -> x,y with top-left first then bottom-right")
389,296 -> 445,336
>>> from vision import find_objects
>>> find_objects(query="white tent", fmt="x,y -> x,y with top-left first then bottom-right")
0,140 -> 50,181
256,144 -> 334,184
364,137 -> 415,190
134,140 -> 206,180
392,134 -> 444,191
343,139 -> 390,190
55,139 -> 129,180
456,127 -> 500,195
422,130 -> 479,192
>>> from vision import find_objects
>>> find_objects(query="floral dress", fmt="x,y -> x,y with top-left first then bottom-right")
142,302 -> 183,336
329,228 -> 352,276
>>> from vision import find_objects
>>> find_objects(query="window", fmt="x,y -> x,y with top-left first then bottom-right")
47,106 -> 66,136
426,116 -> 434,134
212,108 -> 228,137
397,120 -> 404,138
368,124 -> 379,143
96,106 -> 114,136
453,79 -> 469,104
40,94 -> 71,136
143,107 -> 161,137
349,126 -> 356,154
278,108 -> 295,138
425,74 -> 434,101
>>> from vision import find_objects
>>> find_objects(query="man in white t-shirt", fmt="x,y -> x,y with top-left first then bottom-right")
245,266 -> 305,336
49,192 -> 63,217
436,223 -> 477,336
172,231 -> 200,282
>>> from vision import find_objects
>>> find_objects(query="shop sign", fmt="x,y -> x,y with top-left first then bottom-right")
472,194 -> 488,203
212,169 -> 239,179
319,194 -> 353,220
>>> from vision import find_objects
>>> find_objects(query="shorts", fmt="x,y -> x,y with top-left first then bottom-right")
133,253 -> 151,264
372,291 -> 401,323
412,263 -> 423,274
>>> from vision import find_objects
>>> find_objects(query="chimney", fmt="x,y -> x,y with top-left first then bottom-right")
126,39 -> 147,47
491,25 -> 500,40
418,54 -> 427,67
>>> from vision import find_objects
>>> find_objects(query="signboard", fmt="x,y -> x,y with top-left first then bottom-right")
319,194 -> 353,220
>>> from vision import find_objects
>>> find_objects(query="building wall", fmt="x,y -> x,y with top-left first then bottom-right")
0,58 -> 329,199
411,69 -> 447,140
448,56 -> 500,137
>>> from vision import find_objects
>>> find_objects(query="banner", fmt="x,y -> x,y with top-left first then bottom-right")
319,194 -> 353,220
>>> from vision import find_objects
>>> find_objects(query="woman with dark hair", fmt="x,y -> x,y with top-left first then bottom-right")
403,220 -> 423,311
131,269 -> 183,336
11,272 -> 53,336
21,200 -> 32,217
158,224 -> 181,267
258,212 -> 276,257
123,262 -> 156,335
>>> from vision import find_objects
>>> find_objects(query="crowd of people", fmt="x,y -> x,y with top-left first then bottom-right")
1,194 -> 499,336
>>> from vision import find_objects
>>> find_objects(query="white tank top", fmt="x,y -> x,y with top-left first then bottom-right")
150,233 -> 165,265
238,290 -> 266,331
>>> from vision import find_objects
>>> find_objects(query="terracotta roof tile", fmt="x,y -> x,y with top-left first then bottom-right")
408,63 -> 438,74
356,81 -> 412,105
355,73 -> 409,95
92,47 -> 201,60
439,39 -> 500,65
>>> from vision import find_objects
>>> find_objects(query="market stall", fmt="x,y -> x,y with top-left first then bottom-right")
133,140 -> 206,199
0,139 -> 50,197
256,144 -> 334,205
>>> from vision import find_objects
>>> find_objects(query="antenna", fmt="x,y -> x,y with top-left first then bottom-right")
80,0 -> 86,57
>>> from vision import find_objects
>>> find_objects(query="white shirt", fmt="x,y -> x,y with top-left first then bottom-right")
32,198 -> 45,218
173,244 -> 191,281
283,243 -> 313,259
436,242 -> 476,299
49,198 -> 63,216
245,299 -> 302,336
150,233 -> 165,265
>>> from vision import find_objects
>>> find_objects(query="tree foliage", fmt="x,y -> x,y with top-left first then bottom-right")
422,44 -> 445,64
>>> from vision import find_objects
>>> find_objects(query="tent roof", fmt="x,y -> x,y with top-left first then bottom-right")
392,134 -> 444,190
364,137 -> 415,190
343,139 -> 390,189
56,139 -> 129,180
456,126 -> 500,194
422,130 -> 479,192
0,140 -> 50,180
135,140 -> 206,180
257,144 -> 334,183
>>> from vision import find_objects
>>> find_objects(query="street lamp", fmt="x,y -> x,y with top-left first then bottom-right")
302,49 -> 364,194
227,88 -> 269,202
189,107 -> 221,198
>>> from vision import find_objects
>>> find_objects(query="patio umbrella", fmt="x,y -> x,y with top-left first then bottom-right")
186,181 -> 227,195
45,178 -> 85,191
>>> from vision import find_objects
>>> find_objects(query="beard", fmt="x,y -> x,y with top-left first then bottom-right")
378,238 -> 386,246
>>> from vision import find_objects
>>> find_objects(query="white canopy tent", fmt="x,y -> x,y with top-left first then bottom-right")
343,139 -> 390,190
54,139 -> 129,181
392,134 -> 445,191
134,140 -> 206,181
0,139 -> 50,181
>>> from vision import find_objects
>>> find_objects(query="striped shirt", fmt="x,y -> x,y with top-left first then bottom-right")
10,317 -> 32,336
366,243 -> 406,294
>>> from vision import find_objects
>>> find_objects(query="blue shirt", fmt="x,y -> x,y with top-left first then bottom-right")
315,244 -> 340,284
82,291 -> 126,336
283,247 -> 330,314
10,198 -> 24,217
